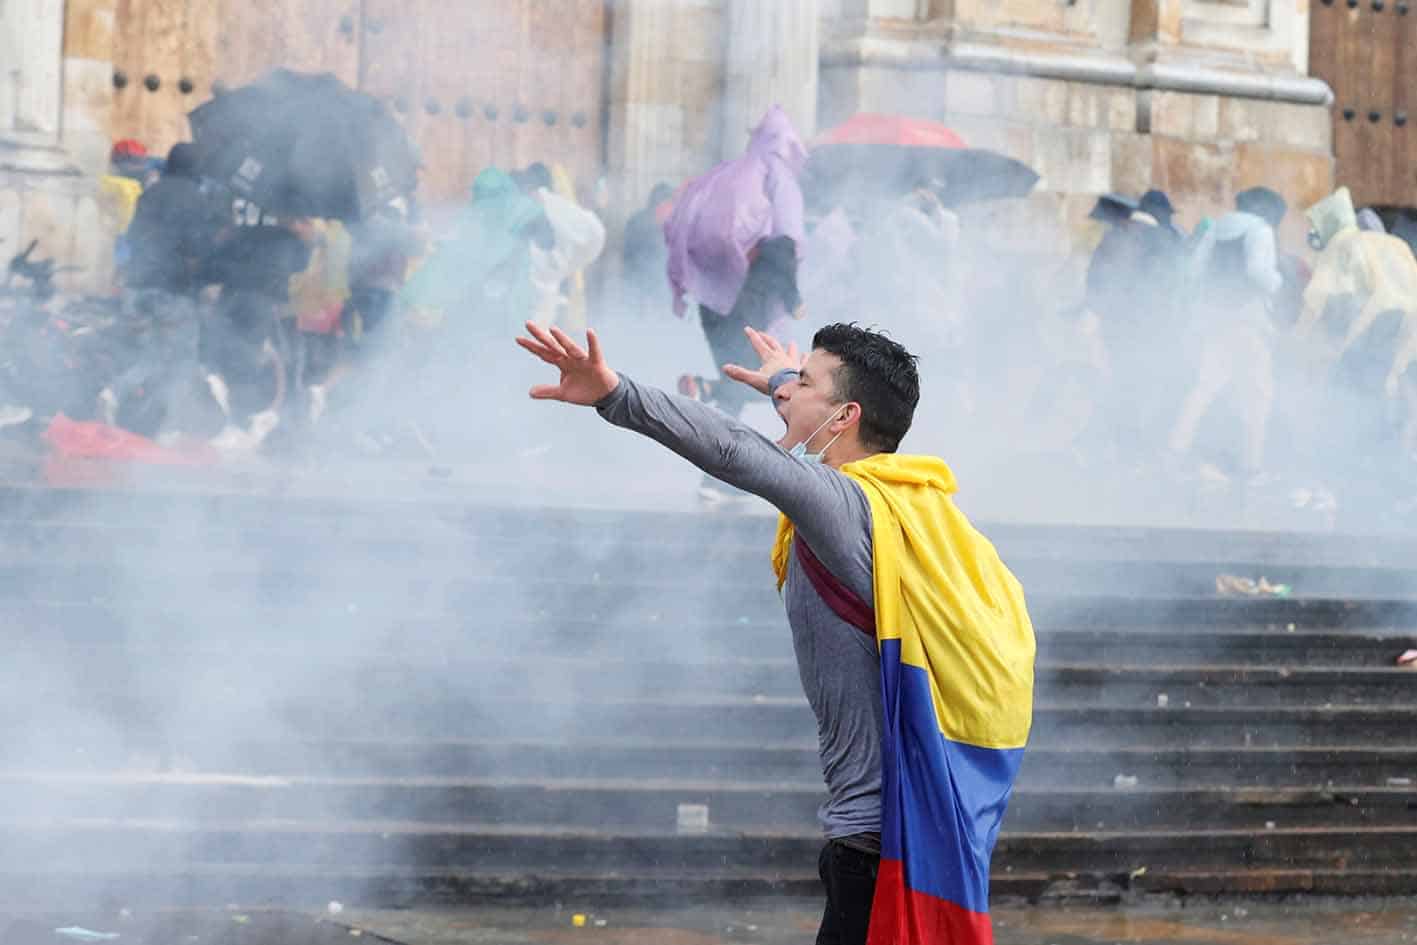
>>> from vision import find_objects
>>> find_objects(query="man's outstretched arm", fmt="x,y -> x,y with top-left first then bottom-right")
515,323 -> 856,527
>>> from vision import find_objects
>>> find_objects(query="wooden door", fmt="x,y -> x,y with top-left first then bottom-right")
110,0 -> 608,203
211,0 -> 360,88
361,0 -> 608,203
1310,0 -> 1417,208
110,0 -> 359,156
110,0 -> 209,153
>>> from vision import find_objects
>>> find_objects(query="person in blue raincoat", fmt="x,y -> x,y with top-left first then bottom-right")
402,168 -> 553,339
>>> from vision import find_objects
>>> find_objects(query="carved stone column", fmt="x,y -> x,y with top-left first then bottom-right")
0,0 -> 66,156
63,0 -> 120,175
0,0 -> 119,291
720,0 -> 821,159
606,0 -> 724,213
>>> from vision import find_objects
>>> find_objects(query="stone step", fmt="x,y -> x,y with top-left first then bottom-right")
7,860 -> 1417,910
218,699 -> 1417,746
9,600 -> 1413,670
3,773 -> 1412,832
4,483 -> 1417,905
7,819 -> 1417,875
1041,627 -> 1416,667
10,737 -> 1417,789
11,701 -> 1417,756
10,490 -> 1417,579
7,590 -> 1417,659
9,641 -> 1415,703
8,530 -> 1417,602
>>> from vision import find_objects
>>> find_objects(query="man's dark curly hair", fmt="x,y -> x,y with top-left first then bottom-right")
811,322 -> 920,454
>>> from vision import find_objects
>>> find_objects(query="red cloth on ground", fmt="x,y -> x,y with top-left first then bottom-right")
44,414 -> 218,466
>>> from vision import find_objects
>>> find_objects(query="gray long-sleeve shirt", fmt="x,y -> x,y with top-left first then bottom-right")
596,375 -> 883,838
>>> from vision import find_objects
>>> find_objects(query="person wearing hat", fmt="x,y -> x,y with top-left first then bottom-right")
98,140 -> 156,276
109,139 -> 162,183
1085,193 -> 1182,456
1235,186 -> 1287,230
1083,194 -> 1143,327
1139,189 -> 1184,240
101,142 -> 227,432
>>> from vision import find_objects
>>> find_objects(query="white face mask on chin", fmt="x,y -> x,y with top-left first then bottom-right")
788,409 -> 846,465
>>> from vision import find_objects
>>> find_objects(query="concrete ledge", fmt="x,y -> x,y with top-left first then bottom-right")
0,135 -> 83,177
1140,62 -> 1332,106
821,35 -> 1333,106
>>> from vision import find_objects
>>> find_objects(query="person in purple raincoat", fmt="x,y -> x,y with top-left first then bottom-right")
666,105 -> 808,420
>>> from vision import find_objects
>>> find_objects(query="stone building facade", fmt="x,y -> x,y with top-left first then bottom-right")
2,0 -> 122,289
610,0 -> 1333,213
3,0 -> 1337,289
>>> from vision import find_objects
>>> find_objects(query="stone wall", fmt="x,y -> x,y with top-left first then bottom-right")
1148,92 -> 1332,241
606,0 -> 727,217
0,170 -> 115,294
819,0 -> 1334,256
4,0 -> 1337,280
1,0 -> 120,293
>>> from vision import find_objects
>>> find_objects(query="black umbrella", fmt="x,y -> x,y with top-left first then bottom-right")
807,145 -> 1039,211
188,69 -> 418,222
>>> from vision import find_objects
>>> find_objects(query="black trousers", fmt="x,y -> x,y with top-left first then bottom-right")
817,838 -> 880,945
698,305 -> 756,417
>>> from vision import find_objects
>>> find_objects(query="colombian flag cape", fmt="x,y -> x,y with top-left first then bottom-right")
772,454 -> 1035,945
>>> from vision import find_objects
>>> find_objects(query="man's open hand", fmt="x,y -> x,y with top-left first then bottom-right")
722,327 -> 805,396
516,322 -> 620,405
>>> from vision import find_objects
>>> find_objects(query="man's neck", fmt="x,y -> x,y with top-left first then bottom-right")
825,444 -> 876,469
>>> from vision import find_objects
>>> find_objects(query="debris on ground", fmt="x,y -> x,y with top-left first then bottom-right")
1215,574 -> 1292,598
54,930 -> 119,942
1112,774 -> 1139,789
677,803 -> 710,834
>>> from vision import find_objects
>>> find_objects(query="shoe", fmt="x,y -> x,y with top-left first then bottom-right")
677,374 -> 704,400
678,374 -> 718,402
211,410 -> 280,451
0,405 -> 32,429
247,409 -> 280,444
205,373 -> 231,418
97,388 -> 118,426
308,384 -> 328,425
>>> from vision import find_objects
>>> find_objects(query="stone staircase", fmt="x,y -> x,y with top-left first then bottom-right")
1,484 -> 1415,908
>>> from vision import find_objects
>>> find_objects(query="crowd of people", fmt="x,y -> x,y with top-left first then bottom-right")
1,138 -> 615,456
636,106 -> 1417,521
6,106 -> 1417,523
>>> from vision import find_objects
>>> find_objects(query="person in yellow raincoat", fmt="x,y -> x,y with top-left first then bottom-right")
1299,186 -> 1417,399
289,220 -> 352,333
98,139 -> 155,283
1299,187 -> 1417,470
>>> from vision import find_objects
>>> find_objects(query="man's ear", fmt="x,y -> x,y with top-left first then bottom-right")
836,402 -> 863,430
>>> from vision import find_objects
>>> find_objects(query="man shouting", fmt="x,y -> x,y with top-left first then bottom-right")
516,321 -> 1035,945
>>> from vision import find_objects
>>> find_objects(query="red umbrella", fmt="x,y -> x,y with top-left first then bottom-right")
652,114 -> 1028,220
813,114 -> 967,150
